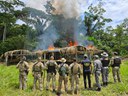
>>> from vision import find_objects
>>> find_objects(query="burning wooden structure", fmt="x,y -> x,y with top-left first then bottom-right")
0,50 -> 32,65
0,45 -> 103,65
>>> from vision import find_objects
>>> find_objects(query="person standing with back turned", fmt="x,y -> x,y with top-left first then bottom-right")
101,52 -> 110,86
81,54 -> 92,89
111,52 -> 122,83
93,55 -> 102,91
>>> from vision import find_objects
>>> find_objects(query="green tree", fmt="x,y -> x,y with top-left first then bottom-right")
84,3 -> 112,36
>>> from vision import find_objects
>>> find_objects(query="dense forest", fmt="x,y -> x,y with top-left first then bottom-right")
0,0 -> 128,56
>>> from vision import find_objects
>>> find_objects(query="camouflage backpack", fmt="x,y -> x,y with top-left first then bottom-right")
71,63 -> 80,74
59,64 -> 66,76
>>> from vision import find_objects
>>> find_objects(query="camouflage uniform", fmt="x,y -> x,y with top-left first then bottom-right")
111,55 -> 122,82
16,57 -> 29,90
57,58 -> 69,94
69,61 -> 81,94
45,57 -> 58,91
32,57 -> 44,90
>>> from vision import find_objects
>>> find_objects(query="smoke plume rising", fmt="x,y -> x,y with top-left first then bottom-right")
26,0 -> 86,19
26,0 -> 88,49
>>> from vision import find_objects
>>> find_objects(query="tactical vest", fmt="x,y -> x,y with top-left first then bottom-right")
19,62 -> 27,72
59,64 -> 67,76
101,59 -> 110,67
113,57 -> 121,67
47,61 -> 56,74
33,64 -> 42,72
71,63 -> 80,74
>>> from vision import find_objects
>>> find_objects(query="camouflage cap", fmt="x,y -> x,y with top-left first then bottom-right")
50,56 -> 54,60
38,57 -> 42,60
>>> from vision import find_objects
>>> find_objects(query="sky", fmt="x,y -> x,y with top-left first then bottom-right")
18,0 -> 128,27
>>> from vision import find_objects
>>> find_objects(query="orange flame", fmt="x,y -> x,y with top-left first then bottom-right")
68,41 -> 78,47
86,44 -> 94,50
48,45 -> 55,50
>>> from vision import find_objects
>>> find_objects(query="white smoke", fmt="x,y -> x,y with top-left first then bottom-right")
26,0 -> 86,19
25,0 -> 88,49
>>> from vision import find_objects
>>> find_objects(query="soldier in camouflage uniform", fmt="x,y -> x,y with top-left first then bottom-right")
111,52 -> 122,82
16,56 -> 29,90
69,58 -> 81,94
45,56 -> 58,92
32,57 -> 45,91
57,58 -> 69,95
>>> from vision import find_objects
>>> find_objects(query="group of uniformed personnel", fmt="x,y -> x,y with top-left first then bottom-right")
16,51 -> 122,95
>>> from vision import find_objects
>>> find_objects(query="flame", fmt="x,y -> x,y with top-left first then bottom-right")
86,44 -> 94,50
48,45 -> 55,50
68,41 -> 78,47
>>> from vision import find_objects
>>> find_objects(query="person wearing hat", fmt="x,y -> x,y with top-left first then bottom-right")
93,55 -> 102,91
69,58 -> 81,94
45,56 -> 58,92
16,56 -> 29,90
111,52 -> 122,82
57,58 -> 69,95
32,57 -> 45,91
81,54 -> 92,89
101,52 -> 110,86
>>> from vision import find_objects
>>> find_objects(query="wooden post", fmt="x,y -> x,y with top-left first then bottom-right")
5,56 -> 8,66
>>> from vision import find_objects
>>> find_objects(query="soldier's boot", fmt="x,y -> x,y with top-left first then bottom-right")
106,82 -> 108,86
96,87 -> 101,91
103,82 -> 106,86
74,89 -> 78,94
33,83 -> 36,90
53,89 -> 55,92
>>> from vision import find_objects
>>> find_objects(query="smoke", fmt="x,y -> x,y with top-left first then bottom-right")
25,0 -> 88,49
26,0 -> 86,19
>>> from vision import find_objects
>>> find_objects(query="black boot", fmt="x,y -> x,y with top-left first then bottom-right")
106,82 -> 108,86
53,89 -> 56,92
96,88 -> 101,91
103,82 -> 106,86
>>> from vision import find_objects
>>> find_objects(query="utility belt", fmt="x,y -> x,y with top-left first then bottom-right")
96,69 -> 101,72
34,71 -> 42,73
47,72 -> 56,75
19,70 -> 26,72
102,67 -> 108,69
59,73 -> 68,76
113,66 -> 119,69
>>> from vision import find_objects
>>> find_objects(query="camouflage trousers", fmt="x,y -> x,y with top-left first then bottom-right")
95,71 -> 101,88
33,72 -> 43,90
57,75 -> 68,93
70,74 -> 79,94
102,67 -> 109,83
112,67 -> 121,82
19,72 -> 27,90
46,73 -> 56,90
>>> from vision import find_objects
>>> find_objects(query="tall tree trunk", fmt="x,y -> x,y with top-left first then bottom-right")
3,23 -> 6,42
